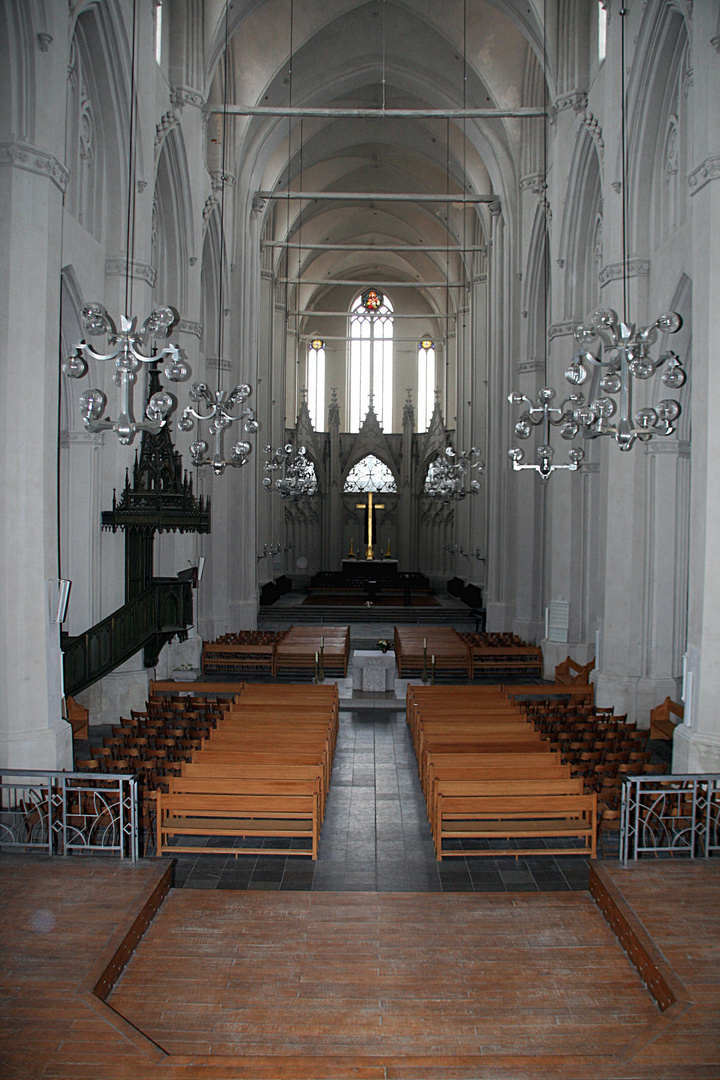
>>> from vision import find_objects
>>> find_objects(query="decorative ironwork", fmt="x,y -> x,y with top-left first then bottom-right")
178,381 -> 259,475
0,770 -> 138,860
344,454 -> 397,493
63,304 -> 189,445
620,774 -> 720,863
565,308 -> 684,451
262,443 -> 318,500
508,388 -> 586,479
424,446 -> 485,501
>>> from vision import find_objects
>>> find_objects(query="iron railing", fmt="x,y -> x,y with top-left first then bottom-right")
620,773 -> 720,864
0,769 -> 138,861
62,578 -> 193,696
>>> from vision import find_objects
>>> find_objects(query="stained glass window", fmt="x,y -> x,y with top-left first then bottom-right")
344,454 -> 397,493
307,338 -> 325,430
349,291 -> 393,432
417,339 -> 435,432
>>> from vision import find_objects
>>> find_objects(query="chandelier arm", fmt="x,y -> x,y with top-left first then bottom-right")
77,341 -> 125,365
546,407 -> 567,425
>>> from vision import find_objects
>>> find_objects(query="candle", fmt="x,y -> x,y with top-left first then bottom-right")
423,637 -> 427,649
320,636 -> 324,648
315,651 -> 318,663
431,654 -> 435,664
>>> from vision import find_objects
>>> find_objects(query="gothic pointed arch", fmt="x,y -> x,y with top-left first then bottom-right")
341,404 -> 399,491
524,204 -> 549,367
153,124 -> 194,312
559,126 -> 602,322
626,4 -> 690,256
416,398 -> 453,495
292,398 -> 326,491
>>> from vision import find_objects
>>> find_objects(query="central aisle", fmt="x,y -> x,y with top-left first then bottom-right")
172,708 -> 594,892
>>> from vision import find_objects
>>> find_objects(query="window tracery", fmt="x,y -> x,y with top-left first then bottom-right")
344,455 -> 397,493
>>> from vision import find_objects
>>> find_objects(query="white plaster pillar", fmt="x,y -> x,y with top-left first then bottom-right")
485,202 -> 515,630
0,151 -> 72,768
674,15 -> 720,768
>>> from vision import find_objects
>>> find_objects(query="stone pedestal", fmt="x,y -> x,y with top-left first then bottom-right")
352,651 -> 396,692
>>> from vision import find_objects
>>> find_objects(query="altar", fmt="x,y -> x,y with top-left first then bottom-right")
352,649 -> 397,692
342,558 -> 398,581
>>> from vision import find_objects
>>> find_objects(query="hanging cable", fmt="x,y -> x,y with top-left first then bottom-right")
620,6 -> 628,326
382,0 -> 387,112
216,1 -> 231,394
124,0 -> 138,318
445,117 -> 451,404
542,0 -> 550,447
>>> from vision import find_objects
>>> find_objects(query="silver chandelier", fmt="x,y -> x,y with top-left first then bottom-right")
262,443 -> 318,500
178,383 -> 258,476
508,388 -> 586,480
565,309 -> 684,450
63,303 -> 189,445
425,446 -> 485,503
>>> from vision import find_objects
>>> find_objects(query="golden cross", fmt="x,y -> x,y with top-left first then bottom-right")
355,490 -> 385,560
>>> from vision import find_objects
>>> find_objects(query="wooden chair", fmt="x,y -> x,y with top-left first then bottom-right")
598,806 -> 622,856
75,758 -> 99,771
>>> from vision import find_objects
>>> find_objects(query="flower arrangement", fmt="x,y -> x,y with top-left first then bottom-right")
376,639 -> 392,653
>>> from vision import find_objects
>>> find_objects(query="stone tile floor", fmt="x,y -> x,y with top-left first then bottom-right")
164,707 -> 619,892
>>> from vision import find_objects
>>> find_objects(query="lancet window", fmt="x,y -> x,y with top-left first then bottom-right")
349,289 -> 394,432
417,339 -> 436,432
307,339 -> 326,430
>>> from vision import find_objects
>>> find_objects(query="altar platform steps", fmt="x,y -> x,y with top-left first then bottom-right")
257,593 -> 477,628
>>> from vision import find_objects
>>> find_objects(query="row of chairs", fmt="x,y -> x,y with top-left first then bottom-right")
521,701 -> 667,851
76,693 -> 235,852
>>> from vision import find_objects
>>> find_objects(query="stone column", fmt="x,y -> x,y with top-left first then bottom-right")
674,5 -> 720,770
485,202 -> 515,630
0,86 -> 72,765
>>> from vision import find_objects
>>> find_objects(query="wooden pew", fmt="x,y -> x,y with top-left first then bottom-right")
435,789 -> 597,860
555,655 -> 596,685
649,697 -> 684,741
156,784 -> 320,858
65,695 -> 89,741
429,777 -> 585,852
469,644 -> 543,677
394,627 -> 473,679
182,761 -> 330,822
202,641 -> 276,676
424,754 -> 571,812
274,626 -> 351,677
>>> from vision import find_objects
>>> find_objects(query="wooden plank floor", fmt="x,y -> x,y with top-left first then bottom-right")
1,853 -> 719,1079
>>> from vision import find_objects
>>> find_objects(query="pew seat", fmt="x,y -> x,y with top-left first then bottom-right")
435,791 -> 597,860
157,788 -> 320,858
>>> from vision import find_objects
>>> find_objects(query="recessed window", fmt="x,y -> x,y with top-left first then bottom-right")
417,338 -> 435,432
349,289 -> 394,431
307,338 -> 325,430
155,2 -> 163,65
598,2 -> 607,64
